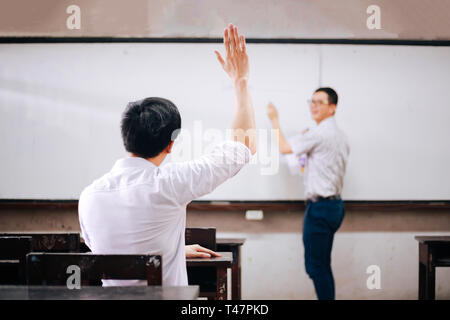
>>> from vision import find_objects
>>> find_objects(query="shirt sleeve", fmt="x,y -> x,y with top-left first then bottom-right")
288,130 -> 320,157
284,153 -> 303,176
162,140 -> 252,205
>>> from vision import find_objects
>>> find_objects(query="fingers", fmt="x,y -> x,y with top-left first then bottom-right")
224,28 -> 231,58
222,23 -> 245,59
240,35 -> 246,53
210,251 -> 222,257
267,102 -> 279,120
192,244 -> 222,258
227,24 -> 240,55
197,246 -> 222,257
268,102 -> 277,109
232,25 -> 240,54
227,24 -> 235,55
194,252 -> 211,258
215,50 -> 225,67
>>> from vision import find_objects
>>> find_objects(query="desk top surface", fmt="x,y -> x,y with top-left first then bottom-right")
186,252 -> 232,267
415,236 -> 450,244
0,285 -> 199,300
216,238 -> 246,245
0,232 -> 80,235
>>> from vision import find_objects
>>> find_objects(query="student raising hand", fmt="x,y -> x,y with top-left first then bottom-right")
214,23 -> 256,155
79,24 -> 255,288
214,23 -> 249,85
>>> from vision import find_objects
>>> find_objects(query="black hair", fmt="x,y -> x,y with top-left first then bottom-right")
120,97 -> 181,158
315,87 -> 338,105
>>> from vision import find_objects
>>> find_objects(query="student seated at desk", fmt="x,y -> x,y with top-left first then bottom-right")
78,24 -> 255,287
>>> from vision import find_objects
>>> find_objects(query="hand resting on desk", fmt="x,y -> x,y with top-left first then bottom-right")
185,244 -> 222,258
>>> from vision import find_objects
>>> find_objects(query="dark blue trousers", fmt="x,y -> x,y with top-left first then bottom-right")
303,198 -> 345,300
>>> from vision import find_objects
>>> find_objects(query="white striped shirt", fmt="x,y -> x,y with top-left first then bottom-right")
288,116 -> 350,200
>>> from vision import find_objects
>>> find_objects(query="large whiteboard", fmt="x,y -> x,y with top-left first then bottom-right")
1,43 -> 449,200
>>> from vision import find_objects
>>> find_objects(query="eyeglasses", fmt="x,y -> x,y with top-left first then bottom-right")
307,99 -> 329,106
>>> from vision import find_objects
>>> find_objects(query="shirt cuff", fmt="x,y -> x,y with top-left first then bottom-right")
222,140 -> 252,164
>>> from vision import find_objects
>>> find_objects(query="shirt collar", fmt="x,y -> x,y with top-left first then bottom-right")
111,156 -> 158,171
317,115 -> 336,128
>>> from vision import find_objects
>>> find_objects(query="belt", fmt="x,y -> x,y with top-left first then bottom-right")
306,195 -> 341,204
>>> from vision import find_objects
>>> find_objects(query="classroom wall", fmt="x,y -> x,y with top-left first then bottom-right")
1,207 -> 449,299
2,0 -> 449,301
1,0 -> 450,40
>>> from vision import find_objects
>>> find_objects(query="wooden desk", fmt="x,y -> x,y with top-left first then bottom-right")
217,238 -> 245,300
415,236 -> 450,300
0,232 -> 80,252
186,252 -> 232,300
0,285 -> 199,300
0,236 -> 32,284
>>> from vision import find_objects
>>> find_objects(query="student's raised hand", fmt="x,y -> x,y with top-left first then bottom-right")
215,24 -> 249,85
266,102 -> 279,121
185,244 -> 222,258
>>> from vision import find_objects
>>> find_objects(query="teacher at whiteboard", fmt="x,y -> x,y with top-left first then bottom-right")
267,87 -> 350,300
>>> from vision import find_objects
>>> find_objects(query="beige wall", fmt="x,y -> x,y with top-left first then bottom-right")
1,206 -> 449,299
1,0 -> 450,39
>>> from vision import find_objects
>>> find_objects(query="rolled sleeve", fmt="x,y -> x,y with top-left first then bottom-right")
288,131 -> 320,157
163,141 -> 251,205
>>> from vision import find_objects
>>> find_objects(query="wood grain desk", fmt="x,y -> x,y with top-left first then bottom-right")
0,232 -> 80,252
217,238 -> 245,300
0,285 -> 199,300
186,251 -> 232,300
415,236 -> 450,300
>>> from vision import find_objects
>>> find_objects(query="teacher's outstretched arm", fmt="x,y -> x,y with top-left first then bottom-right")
215,24 -> 256,155
267,102 -> 293,154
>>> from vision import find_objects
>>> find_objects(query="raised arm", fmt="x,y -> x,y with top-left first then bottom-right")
267,102 -> 293,154
215,24 -> 256,155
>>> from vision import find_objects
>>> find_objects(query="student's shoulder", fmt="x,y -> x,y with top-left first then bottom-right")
79,171 -> 118,195
162,140 -> 251,171
79,176 -> 105,198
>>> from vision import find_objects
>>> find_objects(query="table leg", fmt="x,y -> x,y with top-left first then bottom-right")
419,243 -> 435,300
425,262 -> 436,300
418,243 -> 426,300
231,264 -> 239,300
231,246 -> 242,300
216,267 -> 227,300
418,261 -> 426,300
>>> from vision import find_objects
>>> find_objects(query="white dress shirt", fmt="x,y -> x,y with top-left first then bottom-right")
78,140 -> 251,287
288,116 -> 350,200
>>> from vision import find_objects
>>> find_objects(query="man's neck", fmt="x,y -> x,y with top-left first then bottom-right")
316,115 -> 334,125
130,153 -> 166,166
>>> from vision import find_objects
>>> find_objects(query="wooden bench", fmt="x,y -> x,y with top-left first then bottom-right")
0,236 -> 32,284
26,253 -> 162,286
0,285 -> 199,300
0,232 -> 81,285
0,232 -> 80,252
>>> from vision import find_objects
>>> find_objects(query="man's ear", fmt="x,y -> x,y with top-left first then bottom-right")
165,141 -> 175,154
330,104 -> 337,116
